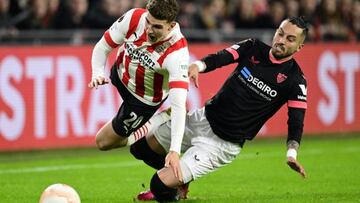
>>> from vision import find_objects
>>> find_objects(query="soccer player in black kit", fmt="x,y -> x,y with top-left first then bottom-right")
131,17 -> 308,202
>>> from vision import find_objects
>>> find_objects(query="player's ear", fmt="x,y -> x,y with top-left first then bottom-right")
297,43 -> 304,52
297,34 -> 305,52
169,22 -> 176,30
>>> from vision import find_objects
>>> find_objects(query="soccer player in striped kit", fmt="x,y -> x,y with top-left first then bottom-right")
134,17 -> 309,201
88,0 -> 188,171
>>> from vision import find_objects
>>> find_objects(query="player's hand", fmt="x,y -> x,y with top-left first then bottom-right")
88,76 -> 109,89
188,63 -> 200,88
165,151 -> 183,182
287,156 -> 306,178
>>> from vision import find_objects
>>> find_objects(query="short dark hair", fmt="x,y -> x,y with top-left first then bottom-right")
146,0 -> 179,22
287,16 -> 309,38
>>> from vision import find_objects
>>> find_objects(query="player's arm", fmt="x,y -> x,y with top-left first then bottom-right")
286,76 -> 307,178
89,9 -> 134,89
286,108 -> 306,178
163,48 -> 190,182
189,38 -> 255,87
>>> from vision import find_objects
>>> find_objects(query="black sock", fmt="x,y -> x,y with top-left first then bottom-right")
130,137 -> 165,170
150,173 -> 178,202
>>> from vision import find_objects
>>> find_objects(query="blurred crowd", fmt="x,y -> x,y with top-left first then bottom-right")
1,0 -> 360,42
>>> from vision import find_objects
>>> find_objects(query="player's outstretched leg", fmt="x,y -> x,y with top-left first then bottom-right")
130,136 -> 166,170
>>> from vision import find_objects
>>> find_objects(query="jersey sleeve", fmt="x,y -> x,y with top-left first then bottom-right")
91,8 -> 144,79
287,74 -> 307,144
162,46 -> 190,154
202,38 -> 255,73
163,47 -> 190,90
168,88 -> 187,154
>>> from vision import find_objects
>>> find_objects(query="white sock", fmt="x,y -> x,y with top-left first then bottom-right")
126,110 -> 171,146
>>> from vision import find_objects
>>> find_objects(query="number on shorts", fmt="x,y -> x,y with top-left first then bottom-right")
123,112 -> 144,134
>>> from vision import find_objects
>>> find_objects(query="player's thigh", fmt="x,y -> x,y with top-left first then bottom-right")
153,121 -> 192,154
96,120 -> 125,147
180,139 -> 241,183
146,133 -> 167,155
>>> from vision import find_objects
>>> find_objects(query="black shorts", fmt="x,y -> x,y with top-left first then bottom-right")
110,65 -> 162,137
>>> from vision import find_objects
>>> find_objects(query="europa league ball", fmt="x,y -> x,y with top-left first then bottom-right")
39,183 -> 81,203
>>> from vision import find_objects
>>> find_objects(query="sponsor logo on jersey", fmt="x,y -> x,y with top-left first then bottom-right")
299,84 -> 307,95
297,95 -> 307,100
126,43 -> 156,69
180,64 -> 188,70
297,84 -> 307,100
231,44 -> 240,50
240,67 -> 278,98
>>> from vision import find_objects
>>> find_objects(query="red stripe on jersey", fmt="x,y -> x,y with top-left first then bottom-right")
121,55 -> 131,85
135,65 -> 145,97
288,100 -> 307,109
225,48 -> 239,60
104,30 -> 118,48
126,9 -> 146,39
157,38 -> 187,66
169,81 -> 189,90
115,50 -> 125,66
152,73 -> 164,103
134,31 -> 147,46
146,46 -> 155,53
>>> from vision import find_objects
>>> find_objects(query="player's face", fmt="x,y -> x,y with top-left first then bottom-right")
271,20 -> 305,59
145,13 -> 175,44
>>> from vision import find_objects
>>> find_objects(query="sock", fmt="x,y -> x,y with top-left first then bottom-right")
126,110 -> 171,146
151,172 -> 178,202
130,136 -> 165,170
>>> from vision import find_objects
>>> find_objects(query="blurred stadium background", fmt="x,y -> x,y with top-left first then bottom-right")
0,0 -> 359,202
1,0 -> 360,43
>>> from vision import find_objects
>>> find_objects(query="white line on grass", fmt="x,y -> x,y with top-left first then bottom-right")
0,161 -> 141,175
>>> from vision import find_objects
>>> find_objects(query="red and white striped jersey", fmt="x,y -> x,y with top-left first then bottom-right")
102,8 -> 189,106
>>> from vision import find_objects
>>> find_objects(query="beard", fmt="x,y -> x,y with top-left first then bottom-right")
272,50 -> 293,60
271,46 -> 293,60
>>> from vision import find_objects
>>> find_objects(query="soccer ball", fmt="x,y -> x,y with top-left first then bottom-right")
39,183 -> 81,203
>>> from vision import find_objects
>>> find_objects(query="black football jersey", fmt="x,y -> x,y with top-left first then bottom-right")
202,38 -> 307,144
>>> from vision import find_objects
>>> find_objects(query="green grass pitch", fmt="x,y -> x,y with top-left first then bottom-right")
1,134 -> 359,203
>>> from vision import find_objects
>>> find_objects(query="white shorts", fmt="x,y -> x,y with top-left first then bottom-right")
154,107 -> 241,183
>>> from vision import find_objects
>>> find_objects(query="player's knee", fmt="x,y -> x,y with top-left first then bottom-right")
150,173 -> 178,202
96,138 -> 108,151
95,133 -> 111,151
